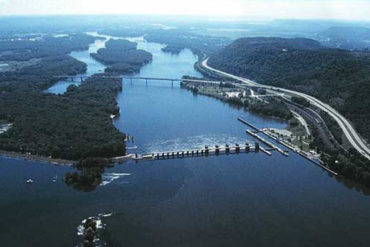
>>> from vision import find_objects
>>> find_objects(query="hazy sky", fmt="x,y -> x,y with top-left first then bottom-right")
0,0 -> 369,21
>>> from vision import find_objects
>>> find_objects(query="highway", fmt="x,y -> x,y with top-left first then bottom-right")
201,58 -> 370,160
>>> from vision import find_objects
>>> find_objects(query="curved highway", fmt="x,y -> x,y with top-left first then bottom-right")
201,58 -> 370,160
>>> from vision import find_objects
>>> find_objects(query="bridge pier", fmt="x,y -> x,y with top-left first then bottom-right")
205,146 -> 209,156
255,143 -> 260,152
225,144 -> 230,154
245,143 -> 250,152
235,144 -> 240,153
215,145 -> 220,155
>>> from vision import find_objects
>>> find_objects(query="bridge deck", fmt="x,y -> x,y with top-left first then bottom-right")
53,75 -> 224,85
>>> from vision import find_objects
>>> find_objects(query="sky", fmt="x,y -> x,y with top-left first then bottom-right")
0,0 -> 369,21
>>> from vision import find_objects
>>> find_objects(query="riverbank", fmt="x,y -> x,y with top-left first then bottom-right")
0,150 -> 75,166
190,61 -> 325,162
180,78 -> 292,121
200,56 -> 370,188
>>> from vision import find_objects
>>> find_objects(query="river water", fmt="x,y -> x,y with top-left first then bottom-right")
1,33 -> 370,247
46,35 -> 107,94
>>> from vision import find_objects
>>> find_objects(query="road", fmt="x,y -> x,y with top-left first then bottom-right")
286,101 -> 341,151
291,111 -> 311,136
201,58 -> 370,160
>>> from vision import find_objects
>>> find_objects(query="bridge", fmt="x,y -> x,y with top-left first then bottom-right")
53,75 -> 224,86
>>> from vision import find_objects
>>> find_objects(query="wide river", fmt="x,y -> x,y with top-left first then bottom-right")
1,33 -> 370,247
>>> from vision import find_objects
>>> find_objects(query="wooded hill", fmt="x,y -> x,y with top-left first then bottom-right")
209,37 -> 370,141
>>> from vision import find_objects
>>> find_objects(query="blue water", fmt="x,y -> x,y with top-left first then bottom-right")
113,40 -> 286,153
46,36 -> 107,94
1,33 -> 370,247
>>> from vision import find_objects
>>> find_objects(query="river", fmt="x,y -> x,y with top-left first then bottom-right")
1,33 -> 370,247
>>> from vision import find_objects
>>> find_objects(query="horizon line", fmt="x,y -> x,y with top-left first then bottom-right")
0,14 -> 369,23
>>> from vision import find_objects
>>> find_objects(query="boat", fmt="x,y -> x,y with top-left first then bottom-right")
26,179 -> 34,184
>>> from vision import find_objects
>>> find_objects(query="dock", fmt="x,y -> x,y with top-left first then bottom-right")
239,117 -> 338,176
237,117 -> 260,132
245,129 -> 289,157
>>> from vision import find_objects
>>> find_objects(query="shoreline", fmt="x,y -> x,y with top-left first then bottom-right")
0,150 -> 75,166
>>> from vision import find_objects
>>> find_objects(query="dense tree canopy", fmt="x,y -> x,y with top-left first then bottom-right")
210,37 -> 370,141
0,75 -> 125,160
161,45 -> 184,54
0,33 -> 96,61
0,34 -> 126,161
91,39 -> 152,74
209,37 -> 370,187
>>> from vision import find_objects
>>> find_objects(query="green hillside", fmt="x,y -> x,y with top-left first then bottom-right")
209,37 -> 370,141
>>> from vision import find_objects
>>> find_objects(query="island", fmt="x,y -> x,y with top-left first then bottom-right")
91,39 -> 152,74
161,45 -> 184,54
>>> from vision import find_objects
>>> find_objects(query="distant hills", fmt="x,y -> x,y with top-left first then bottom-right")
209,37 -> 370,140
319,26 -> 370,50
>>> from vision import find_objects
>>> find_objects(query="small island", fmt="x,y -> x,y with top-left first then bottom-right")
161,45 -> 185,54
91,39 -> 152,74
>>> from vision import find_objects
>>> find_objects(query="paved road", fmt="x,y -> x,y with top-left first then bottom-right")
202,58 -> 370,160
292,111 -> 311,136
287,102 -> 341,151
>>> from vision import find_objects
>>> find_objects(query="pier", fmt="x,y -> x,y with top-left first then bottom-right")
238,117 -> 338,176
245,130 -> 289,156
240,116 -> 290,157
237,117 -> 260,132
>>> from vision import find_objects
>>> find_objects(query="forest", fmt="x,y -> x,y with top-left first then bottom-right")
0,34 -> 126,161
209,37 -> 370,141
91,39 -> 152,74
247,98 -> 293,120
209,37 -> 370,186
100,28 -> 229,57
0,33 -> 96,61
161,45 -> 184,54
145,29 -> 229,56
0,55 -> 86,91
0,74 -> 126,160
